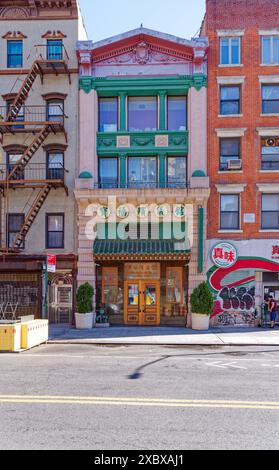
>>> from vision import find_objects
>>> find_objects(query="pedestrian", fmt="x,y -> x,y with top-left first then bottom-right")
267,295 -> 277,329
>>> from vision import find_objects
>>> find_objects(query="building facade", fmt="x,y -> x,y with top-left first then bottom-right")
204,0 -> 279,326
75,28 -> 209,326
0,0 -> 86,323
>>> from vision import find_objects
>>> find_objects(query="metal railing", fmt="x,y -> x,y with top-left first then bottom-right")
34,44 -> 70,62
0,105 -> 67,125
0,163 -> 68,182
94,180 -> 189,189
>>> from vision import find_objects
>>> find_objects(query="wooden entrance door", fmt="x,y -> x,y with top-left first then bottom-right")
124,280 -> 160,326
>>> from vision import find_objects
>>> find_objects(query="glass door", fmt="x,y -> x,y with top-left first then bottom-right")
124,280 -> 160,326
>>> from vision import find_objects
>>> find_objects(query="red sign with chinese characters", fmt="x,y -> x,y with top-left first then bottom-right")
211,242 -> 238,269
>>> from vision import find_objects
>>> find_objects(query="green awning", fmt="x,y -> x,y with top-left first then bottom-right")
93,239 -> 191,261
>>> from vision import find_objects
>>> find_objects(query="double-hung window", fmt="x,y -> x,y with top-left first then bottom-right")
220,37 -> 241,65
8,214 -> 24,248
220,86 -> 241,115
47,152 -> 64,180
7,100 -> 24,129
261,194 -> 279,229
220,194 -> 240,230
262,36 -> 279,65
7,40 -> 23,68
220,138 -> 241,171
167,157 -> 187,188
47,39 -> 63,60
99,157 -> 118,188
262,85 -> 279,114
46,213 -> 64,249
261,138 -> 279,171
47,100 -> 64,123
7,152 -> 24,180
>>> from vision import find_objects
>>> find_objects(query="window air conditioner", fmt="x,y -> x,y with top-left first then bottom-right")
227,159 -> 242,170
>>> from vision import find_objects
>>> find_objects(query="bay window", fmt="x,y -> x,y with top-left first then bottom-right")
167,157 -> 187,188
167,96 -> 187,131
99,98 -> 118,132
99,157 -> 118,188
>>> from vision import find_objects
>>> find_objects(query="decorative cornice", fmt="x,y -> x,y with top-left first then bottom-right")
42,30 -> 67,39
2,31 -> 27,39
42,92 -> 67,101
79,74 -> 207,94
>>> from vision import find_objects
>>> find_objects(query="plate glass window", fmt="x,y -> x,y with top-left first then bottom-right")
262,36 -> 279,64
128,97 -> 157,131
220,37 -> 240,65
99,157 -> 118,188
220,86 -> 240,115
220,138 -> 240,171
128,157 -> 157,188
167,157 -> 187,188
99,98 -> 118,132
262,85 -> 279,114
7,40 -> 23,68
46,214 -> 64,248
167,96 -> 187,131
47,40 -> 63,60
220,194 -> 240,230
262,194 -> 279,229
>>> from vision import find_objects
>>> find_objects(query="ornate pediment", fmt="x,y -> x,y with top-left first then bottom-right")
94,40 -> 192,66
42,30 -> 67,39
2,31 -> 27,39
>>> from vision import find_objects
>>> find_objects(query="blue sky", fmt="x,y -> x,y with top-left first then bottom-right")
79,0 -> 206,42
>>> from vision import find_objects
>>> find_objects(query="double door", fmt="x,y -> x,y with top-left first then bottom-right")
124,280 -> 160,326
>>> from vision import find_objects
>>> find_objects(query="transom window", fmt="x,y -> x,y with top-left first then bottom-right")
128,97 -> 157,132
7,40 -> 23,68
220,194 -> 240,230
261,138 -> 279,171
99,157 -> 118,188
261,194 -> 279,229
220,138 -> 241,171
128,157 -> 157,188
99,98 -> 118,132
220,37 -> 241,65
262,36 -> 279,64
167,157 -> 187,188
262,85 -> 279,114
167,96 -> 187,131
220,86 -> 241,115
46,213 -> 64,249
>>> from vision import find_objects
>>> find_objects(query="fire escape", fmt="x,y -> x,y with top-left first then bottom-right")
0,45 -> 70,252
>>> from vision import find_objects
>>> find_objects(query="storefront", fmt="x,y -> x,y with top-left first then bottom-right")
94,244 -> 190,326
207,239 -> 279,326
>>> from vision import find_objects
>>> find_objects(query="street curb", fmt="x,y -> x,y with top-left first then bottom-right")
47,340 -> 279,347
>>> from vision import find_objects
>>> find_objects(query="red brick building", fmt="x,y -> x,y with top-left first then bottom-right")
204,0 -> 279,326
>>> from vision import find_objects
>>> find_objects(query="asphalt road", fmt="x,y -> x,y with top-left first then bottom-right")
0,344 -> 278,450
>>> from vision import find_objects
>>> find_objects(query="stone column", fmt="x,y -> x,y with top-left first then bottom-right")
188,86 -> 207,178
79,89 -> 97,180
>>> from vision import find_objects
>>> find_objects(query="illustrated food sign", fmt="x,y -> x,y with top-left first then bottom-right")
211,242 -> 238,269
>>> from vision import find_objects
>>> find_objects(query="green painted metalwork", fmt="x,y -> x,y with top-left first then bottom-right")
94,238 -> 190,255
119,92 -> 127,131
79,171 -> 93,179
198,207 -> 204,274
97,130 -> 188,156
119,153 -> 126,189
79,74 -> 207,95
192,170 -> 206,177
159,91 -> 167,130
159,153 -> 166,187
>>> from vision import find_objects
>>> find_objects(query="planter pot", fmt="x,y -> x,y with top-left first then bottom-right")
191,313 -> 210,331
75,312 -> 96,330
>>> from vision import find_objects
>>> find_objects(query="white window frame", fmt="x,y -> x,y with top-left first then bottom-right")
220,37 -> 241,66
261,36 -> 279,65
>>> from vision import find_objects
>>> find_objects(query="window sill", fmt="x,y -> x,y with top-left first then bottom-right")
218,114 -> 243,118
259,229 -> 279,232
218,64 -> 243,67
218,170 -> 243,174
260,113 -> 279,117
259,170 -> 279,173
260,64 -> 279,66
218,230 -> 243,233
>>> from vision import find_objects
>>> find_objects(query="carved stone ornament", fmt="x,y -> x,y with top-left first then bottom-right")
2,31 -> 27,39
117,136 -> 130,148
42,30 -> 67,39
0,7 -> 30,18
155,135 -> 169,148
134,41 -> 150,64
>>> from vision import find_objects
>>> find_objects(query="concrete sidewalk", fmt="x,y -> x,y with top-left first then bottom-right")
48,324 -> 279,346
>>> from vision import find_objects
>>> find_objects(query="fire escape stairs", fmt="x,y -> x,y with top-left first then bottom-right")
7,61 -> 41,122
12,184 -> 52,250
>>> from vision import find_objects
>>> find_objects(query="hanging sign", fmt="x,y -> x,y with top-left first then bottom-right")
47,254 -> 57,273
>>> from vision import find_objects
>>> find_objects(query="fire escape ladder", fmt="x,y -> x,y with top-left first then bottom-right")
12,184 -> 52,250
7,61 -> 41,122
8,126 -> 51,180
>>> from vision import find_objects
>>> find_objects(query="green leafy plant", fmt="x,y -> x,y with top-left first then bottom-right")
190,282 -> 214,316
76,283 -> 94,314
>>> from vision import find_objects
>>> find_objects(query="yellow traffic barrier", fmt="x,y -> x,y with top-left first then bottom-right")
21,320 -> 49,350
0,323 -> 21,352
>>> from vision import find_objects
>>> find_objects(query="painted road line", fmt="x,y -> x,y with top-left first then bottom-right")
0,395 -> 279,410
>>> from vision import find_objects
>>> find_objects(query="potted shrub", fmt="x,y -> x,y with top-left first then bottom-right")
75,283 -> 95,329
190,282 -> 214,331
